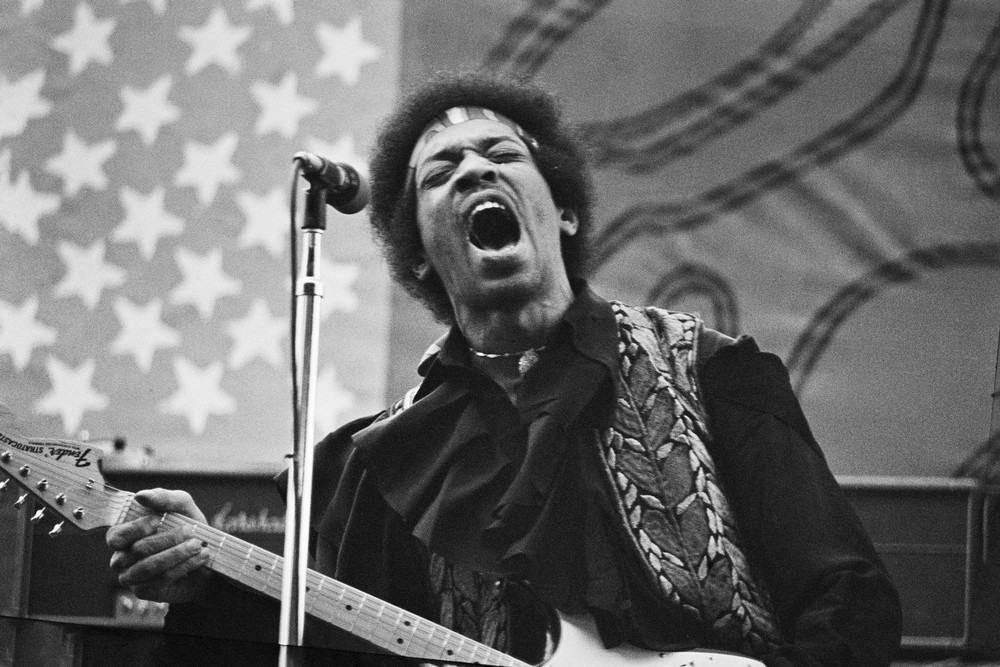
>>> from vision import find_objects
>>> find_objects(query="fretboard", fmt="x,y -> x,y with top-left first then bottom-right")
119,499 -> 526,665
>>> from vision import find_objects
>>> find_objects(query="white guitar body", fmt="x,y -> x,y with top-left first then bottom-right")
545,612 -> 764,667
0,430 -> 764,667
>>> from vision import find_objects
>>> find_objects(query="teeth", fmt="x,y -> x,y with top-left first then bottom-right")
472,200 -> 506,215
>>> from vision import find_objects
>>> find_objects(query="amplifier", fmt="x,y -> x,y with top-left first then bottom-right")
839,475 -> 1000,657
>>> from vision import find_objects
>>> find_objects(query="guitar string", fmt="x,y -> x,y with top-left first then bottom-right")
0,448 -> 526,666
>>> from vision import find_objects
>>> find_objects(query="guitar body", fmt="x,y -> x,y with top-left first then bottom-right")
547,613 -> 764,667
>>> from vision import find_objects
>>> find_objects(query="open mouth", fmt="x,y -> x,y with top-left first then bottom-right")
468,200 -> 520,251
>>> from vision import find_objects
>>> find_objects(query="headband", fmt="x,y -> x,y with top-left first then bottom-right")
408,106 -> 538,168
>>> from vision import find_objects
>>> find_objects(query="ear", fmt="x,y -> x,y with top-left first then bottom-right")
558,208 -> 579,237
412,255 -> 433,281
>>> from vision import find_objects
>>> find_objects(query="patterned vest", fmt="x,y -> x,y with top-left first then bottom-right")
397,304 -> 783,656
601,303 -> 782,654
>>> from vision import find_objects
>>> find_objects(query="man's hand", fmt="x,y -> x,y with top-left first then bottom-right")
106,488 -> 212,604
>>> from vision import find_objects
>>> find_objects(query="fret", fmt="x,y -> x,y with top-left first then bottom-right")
114,495 -> 142,526
468,638 -> 483,664
411,620 -> 441,658
453,634 -> 470,663
334,583 -> 359,635
352,594 -> 373,642
239,544 -> 254,577
392,612 -> 419,654
433,624 -> 466,663
216,533 -> 228,560
263,554 -> 281,597
305,571 -> 324,614
310,578 -> 338,621
372,604 -> 403,652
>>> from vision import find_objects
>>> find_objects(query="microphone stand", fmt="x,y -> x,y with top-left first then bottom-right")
278,178 -> 326,666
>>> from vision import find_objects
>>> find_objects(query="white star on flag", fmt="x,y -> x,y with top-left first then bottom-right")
45,129 -> 117,198
160,356 -> 236,434
179,6 -> 252,76
114,186 -> 185,259
110,297 -> 181,372
51,2 -> 117,76
0,296 -> 57,371
314,365 -> 356,437
252,72 -> 318,138
174,132 -> 241,206
236,187 -> 288,256
0,150 -> 61,244
246,0 -> 294,25
34,356 -> 109,435
117,75 -> 181,145
169,247 -> 242,319
226,298 -> 286,369
0,69 -> 51,141
0,0 -> 394,461
53,240 -> 127,310
315,17 -> 383,86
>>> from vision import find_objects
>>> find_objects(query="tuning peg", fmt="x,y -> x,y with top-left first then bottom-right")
18,465 -> 29,477
36,479 -> 48,491
13,493 -> 27,509
0,478 -> 8,492
48,522 -> 64,537
1,451 -> 10,463
30,508 -> 44,524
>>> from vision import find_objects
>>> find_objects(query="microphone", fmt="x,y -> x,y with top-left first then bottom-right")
292,152 -> 370,214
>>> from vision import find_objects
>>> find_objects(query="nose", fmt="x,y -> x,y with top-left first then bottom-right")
454,153 -> 497,192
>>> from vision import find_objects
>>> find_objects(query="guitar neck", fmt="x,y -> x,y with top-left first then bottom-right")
120,501 -> 526,666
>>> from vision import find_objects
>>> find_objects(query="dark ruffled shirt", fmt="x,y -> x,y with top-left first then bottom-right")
160,287 -> 902,667
351,285 -> 619,606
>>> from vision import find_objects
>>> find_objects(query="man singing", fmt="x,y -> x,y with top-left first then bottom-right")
107,71 -> 902,666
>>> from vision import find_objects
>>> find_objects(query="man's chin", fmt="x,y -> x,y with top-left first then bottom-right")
466,275 -> 538,310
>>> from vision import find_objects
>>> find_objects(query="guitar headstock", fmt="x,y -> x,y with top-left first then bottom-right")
0,429 -> 128,534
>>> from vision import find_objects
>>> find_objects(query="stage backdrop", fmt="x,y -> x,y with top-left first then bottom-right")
1,0 -> 998,477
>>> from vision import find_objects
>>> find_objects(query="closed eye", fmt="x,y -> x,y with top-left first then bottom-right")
419,166 -> 453,189
487,149 -> 526,163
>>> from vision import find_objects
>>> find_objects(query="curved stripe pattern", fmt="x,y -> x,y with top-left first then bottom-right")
785,241 -> 1000,394
483,0 -> 612,78
645,263 -> 741,337
591,0 -> 950,270
956,12 -> 1000,200
586,0 -> 915,173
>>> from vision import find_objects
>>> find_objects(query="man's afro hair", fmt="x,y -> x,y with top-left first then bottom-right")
367,70 -> 595,323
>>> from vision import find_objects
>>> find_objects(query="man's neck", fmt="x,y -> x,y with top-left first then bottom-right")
455,283 -> 575,354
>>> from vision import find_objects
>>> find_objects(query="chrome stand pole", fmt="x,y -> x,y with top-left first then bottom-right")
278,183 -> 326,666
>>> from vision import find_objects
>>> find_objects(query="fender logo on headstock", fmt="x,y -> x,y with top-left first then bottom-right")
0,432 -> 93,468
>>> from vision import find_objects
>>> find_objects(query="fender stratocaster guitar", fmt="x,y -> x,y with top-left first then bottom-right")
0,429 -> 764,667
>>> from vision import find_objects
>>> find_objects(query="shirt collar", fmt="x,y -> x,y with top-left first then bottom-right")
416,281 -> 618,381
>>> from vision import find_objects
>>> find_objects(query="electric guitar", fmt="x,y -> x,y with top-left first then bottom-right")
0,429 -> 764,666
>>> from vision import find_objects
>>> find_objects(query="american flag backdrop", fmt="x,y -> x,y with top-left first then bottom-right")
2,0 -> 1000,480
0,0 -> 401,465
